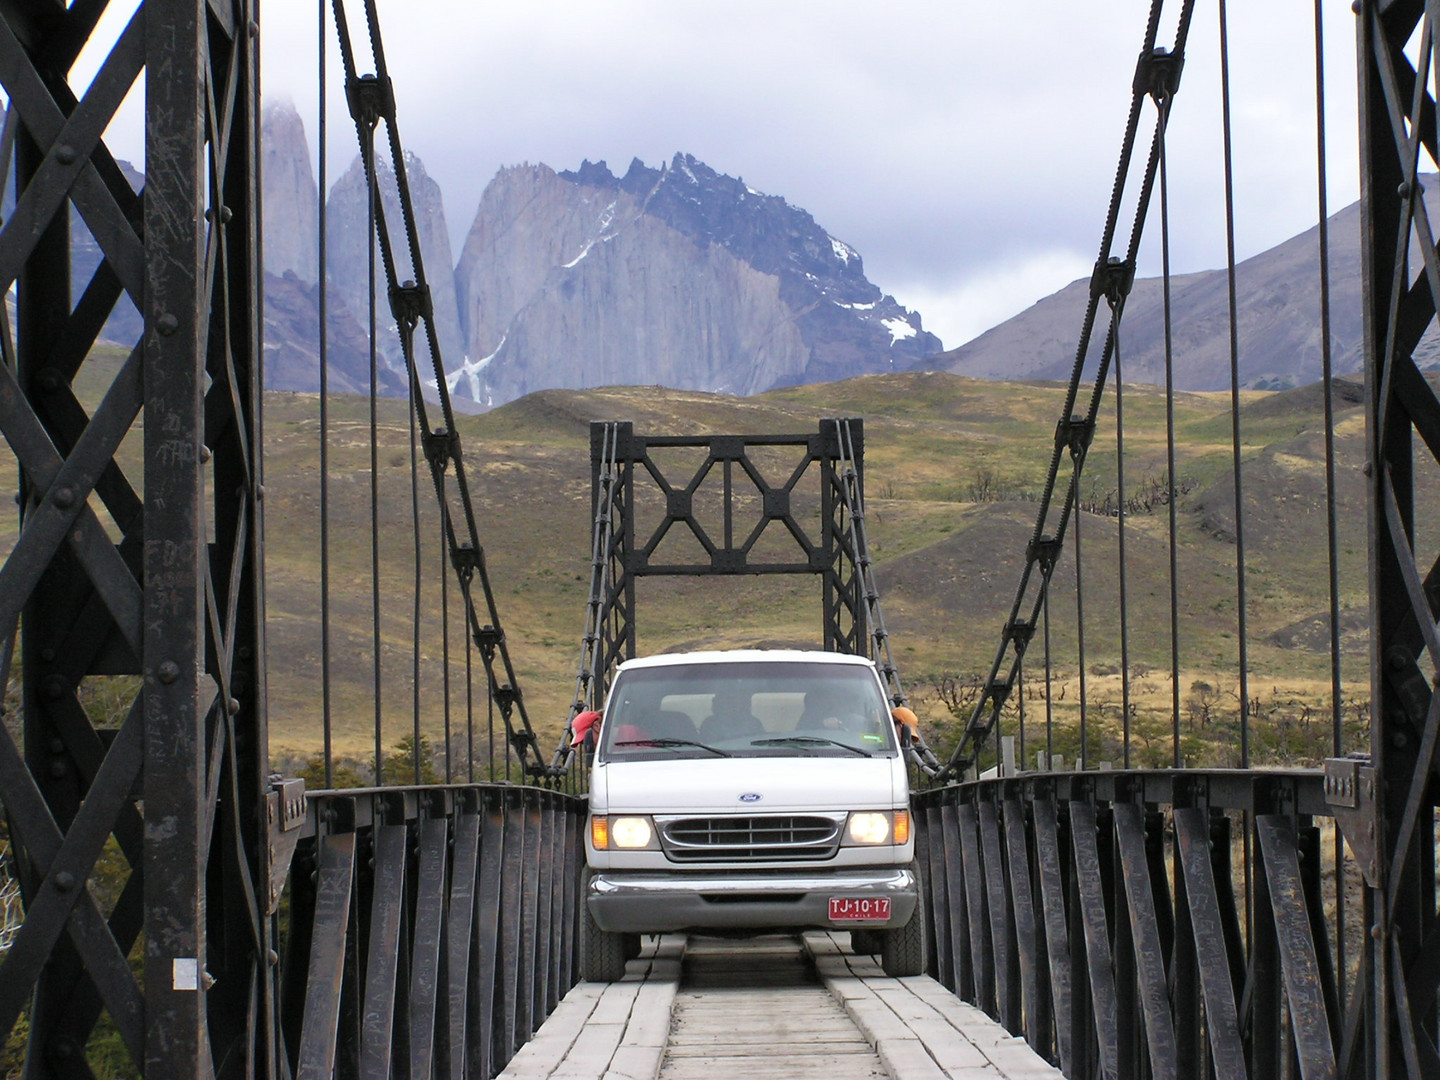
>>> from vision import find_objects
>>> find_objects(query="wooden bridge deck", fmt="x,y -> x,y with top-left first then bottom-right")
498,933 -> 1062,1080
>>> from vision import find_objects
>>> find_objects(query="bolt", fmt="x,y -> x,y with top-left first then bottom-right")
157,660 -> 180,684
54,145 -> 76,165
54,871 -> 74,892
156,312 -> 180,337
52,486 -> 75,509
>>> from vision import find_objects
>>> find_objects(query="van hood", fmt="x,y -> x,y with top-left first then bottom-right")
593,755 -> 905,814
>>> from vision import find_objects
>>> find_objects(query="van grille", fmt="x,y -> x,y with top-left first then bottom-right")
658,814 -> 843,862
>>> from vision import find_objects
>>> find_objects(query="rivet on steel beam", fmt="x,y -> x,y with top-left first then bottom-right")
268,949 -> 279,966
40,648 -> 55,662
228,698 -> 241,716
157,660 -> 180,684
49,761 -> 67,778
52,486 -> 74,509
199,445 -> 212,463
42,675 -> 65,700
1398,180 -> 1411,199
54,871 -> 74,892
156,312 -> 180,336
49,739 -> 64,754
54,144 -> 76,165
1351,0 -> 1361,11
1362,461 -> 1373,476
36,369 -> 61,393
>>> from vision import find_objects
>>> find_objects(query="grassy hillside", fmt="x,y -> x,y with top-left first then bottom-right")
260,370 -> 1374,773
0,361 -> 1378,776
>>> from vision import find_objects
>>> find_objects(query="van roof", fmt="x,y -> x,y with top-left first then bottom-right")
615,649 -> 877,672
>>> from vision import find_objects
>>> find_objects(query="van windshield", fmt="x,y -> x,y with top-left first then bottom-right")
597,661 -> 897,761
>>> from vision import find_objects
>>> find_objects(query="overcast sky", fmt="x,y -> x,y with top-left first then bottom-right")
80,1 -> 1363,352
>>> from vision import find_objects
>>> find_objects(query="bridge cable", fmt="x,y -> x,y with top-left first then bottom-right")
365,115 -> 384,783
317,0 -> 334,789
830,419 -> 942,777
1218,0 -> 1252,769
1159,75 -> 1181,771
331,0 -> 548,779
548,422 -> 625,780
1312,0 -> 1347,1014
935,0 -> 1194,783
1114,299 -> 1132,769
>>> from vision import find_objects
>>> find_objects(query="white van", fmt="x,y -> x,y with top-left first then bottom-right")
579,649 -> 923,980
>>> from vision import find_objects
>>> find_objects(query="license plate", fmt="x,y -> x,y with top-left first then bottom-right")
828,897 -> 891,922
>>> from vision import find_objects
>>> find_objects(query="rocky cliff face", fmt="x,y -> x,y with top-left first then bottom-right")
325,151 -> 465,383
258,109 -> 939,405
449,154 -> 940,406
262,101 -> 319,284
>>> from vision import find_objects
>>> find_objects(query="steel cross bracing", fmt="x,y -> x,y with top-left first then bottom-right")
1357,0 -> 1440,1074
0,1 -> 281,1078
328,0 -> 546,779
552,419 -> 935,775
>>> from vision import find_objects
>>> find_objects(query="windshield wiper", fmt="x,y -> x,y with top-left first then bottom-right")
614,737 -> 731,757
750,736 -> 872,757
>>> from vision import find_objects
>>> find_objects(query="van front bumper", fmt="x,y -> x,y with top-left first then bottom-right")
586,867 -> 917,934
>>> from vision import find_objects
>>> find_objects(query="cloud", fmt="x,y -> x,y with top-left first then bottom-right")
45,0 -> 1365,349
890,250 -> 1095,351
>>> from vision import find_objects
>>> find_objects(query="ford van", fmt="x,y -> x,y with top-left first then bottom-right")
578,649 -> 923,980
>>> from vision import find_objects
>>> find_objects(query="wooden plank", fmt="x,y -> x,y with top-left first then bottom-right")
1113,802 -> 1179,1080
1032,796 -> 1071,1072
358,824 -> 406,1080
1256,814 -> 1337,1080
409,816 -> 449,1080
1172,808 -> 1247,1080
472,796 -> 506,1080
296,833 -> 356,1080
940,801 -> 970,997
1068,800 -> 1120,1080
979,799 -> 1019,1031
956,801 -> 994,1013
1003,796 -> 1045,1046
923,803 -> 950,985
445,811 -> 480,1080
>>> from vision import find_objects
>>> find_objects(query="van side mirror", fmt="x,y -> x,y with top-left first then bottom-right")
571,710 -> 602,747
891,707 -> 919,745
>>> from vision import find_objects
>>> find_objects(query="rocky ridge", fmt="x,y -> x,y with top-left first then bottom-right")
257,99 -> 940,407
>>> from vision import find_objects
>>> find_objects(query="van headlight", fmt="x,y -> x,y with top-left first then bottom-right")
591,815 -> 657,850
844,810 -> 911,846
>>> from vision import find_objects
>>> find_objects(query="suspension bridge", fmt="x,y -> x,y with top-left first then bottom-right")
0,0 -> 1433,1077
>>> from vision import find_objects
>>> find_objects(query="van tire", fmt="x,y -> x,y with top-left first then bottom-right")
880,865 -> 927,977
850,929 -> 882,955
579,871 -> 629,982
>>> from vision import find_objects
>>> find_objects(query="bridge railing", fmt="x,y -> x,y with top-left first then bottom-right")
915,769 -> 1354,1080
279,784 -> 585,1080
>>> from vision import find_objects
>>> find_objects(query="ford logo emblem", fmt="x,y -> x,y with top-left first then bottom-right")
739,793 -> 762,803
